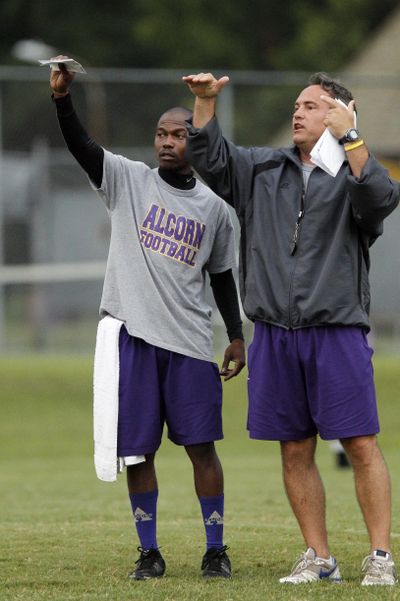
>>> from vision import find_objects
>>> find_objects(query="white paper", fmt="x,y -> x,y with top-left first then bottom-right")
310,129 -> 344,177
310,98 -> 356,177
38,57 -> 86,74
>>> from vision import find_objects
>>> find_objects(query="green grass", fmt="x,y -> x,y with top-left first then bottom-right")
1,354 -> 400,600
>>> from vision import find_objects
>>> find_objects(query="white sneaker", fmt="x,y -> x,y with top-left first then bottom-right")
361,550 -> 398,586
279,547 -> 342,584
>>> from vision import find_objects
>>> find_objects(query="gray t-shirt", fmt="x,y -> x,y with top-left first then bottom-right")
301,163 -> 315,190
93,149 -> 236,361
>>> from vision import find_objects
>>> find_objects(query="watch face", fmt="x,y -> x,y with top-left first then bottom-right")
347,129 -> 359,141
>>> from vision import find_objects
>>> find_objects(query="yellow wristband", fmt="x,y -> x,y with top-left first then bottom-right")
344,139 -> 364,152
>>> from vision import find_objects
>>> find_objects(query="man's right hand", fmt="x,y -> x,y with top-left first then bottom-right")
50,55 -> 75,95
182,72 -> 229,98
182,72 -> 230,129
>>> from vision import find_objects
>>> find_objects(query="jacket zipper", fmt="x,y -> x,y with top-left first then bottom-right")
288,182 -> 306,327
290,189 -> 305,256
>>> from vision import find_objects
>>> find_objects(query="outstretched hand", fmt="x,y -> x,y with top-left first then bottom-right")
50,55 -> 75,94
219,339 -> 246,381
182,72 -> 230,98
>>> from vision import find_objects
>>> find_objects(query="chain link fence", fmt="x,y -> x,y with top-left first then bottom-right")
0,67 -> 399,354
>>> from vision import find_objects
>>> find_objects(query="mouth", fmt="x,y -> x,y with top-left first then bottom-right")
159,151 -> 177,160
293,124 -> 304,132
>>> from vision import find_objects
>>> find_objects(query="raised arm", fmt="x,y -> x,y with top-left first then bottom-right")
182,72 -> 230,128
50,56 -> 104,188
182,72 -> 260,212
320,94 -> 399,231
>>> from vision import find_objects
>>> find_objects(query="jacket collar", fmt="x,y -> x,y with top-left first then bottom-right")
279,144 -> 349,172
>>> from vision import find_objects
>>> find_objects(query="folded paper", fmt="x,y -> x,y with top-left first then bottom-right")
310,99 -> 357,177
38,57 -> 86,74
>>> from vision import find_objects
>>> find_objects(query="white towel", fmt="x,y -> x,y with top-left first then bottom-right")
93,315 -> 145,482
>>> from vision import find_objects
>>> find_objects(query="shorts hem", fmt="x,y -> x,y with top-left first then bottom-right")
319,428 -> 380,441
248,430 -> 317,441
169,434 -> 224,446
248,427 -> 380,442
117,443 -> 161,456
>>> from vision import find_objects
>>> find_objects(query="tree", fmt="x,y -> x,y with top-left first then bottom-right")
1,0 -> 398,71
1,0 -> 399,149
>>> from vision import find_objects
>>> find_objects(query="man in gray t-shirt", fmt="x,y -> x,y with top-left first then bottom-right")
50,59 -> 245,581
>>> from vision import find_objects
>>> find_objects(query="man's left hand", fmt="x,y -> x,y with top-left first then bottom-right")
219,339 -> 246,381
321,95 -> 356,139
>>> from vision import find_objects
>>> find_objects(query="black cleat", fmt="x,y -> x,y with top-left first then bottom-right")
201,545 -> 231,579
129,547 -> 166,580
336,450 -> 351,469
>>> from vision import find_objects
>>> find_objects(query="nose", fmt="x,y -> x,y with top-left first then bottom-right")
163,134 -> 174,147
294,106 -> 304,120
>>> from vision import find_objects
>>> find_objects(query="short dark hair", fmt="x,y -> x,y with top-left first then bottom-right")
308,72 -> 354,107
160,106 -> 193,121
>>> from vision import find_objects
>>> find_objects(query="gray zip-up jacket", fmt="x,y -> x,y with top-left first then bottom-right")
186,117 -> 399,330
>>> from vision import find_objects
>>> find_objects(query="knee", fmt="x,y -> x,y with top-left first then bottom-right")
341,435 -> 379,468
185,442 -> 218,469
127,453 -> 155,475
281,439 -> 316,472
126,453 -> 157,492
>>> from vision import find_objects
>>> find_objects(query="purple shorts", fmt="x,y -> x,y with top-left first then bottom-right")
247,322 -> 379,441
117,327 -> 223,456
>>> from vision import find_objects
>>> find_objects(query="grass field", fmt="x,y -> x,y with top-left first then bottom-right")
1,353 -> 399,601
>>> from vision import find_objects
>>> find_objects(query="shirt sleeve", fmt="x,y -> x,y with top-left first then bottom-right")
346,155 -> 399,237
207,201 -> 237,274
91,149 -> 128,211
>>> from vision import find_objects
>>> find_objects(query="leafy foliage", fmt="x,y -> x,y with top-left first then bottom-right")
0,0 -> 399,151
0,0 -> 399,71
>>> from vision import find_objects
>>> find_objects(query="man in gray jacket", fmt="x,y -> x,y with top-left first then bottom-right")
183,71 -> 399,586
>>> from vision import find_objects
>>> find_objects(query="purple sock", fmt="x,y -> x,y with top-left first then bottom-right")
129,489 -> 158,550
198,494 -> 224,550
